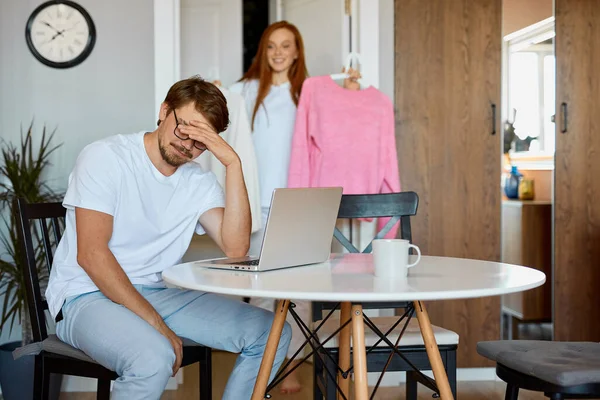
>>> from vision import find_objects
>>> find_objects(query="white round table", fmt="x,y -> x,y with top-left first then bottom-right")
162,253 -> 545,400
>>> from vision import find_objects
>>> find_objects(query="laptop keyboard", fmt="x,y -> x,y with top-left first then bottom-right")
231,259 -> 260,266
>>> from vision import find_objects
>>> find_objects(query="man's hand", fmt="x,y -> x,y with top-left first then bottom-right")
154,322 -> 183,376
178,122 -> 240,167
75,207 -> 185,377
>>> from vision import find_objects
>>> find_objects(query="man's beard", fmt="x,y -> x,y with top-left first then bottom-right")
158,140 -> 192,167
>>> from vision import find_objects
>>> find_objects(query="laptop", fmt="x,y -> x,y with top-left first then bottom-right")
196,187 -> 343,271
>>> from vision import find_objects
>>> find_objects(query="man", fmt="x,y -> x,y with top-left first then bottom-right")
46,76 -> 291,399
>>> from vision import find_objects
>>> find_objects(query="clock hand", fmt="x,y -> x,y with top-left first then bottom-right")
62,21 -> 81,32
50,30 -> 65,40
41,21 -> 61,33
41,29 -> 65,44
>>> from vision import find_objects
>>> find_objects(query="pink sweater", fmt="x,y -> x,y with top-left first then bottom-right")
287,76 -> 401,238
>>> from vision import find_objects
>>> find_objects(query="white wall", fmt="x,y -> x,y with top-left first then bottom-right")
154,0 -> 180,118
280,0 -> 345,77
180,0 -> 243,87
269,0 -> 394,100
0,0 -> 155,342
0,0 -> 155,195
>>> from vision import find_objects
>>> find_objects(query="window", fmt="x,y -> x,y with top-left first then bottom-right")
505,14 -> 555,156
508,46 -> 555,154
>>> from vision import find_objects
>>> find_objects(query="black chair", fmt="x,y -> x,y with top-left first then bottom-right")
478,340 -> 600,399
309,192 -> 459,399
13,199 -> 212,399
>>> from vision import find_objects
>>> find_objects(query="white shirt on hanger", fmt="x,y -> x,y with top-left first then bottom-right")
229,79 -> 297,208
194,87 -> 262,233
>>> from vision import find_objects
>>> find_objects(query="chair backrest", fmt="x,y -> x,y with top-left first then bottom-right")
334,191 -> 419,253
311,192 -> 419,321
16,199 -> 65,343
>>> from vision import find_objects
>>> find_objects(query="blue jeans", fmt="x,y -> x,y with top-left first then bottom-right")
56,285 -> 292,400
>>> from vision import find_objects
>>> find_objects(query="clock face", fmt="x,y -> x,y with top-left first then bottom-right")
25,1 -> 96,69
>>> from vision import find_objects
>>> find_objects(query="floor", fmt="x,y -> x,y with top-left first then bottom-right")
56,350 -> 579,400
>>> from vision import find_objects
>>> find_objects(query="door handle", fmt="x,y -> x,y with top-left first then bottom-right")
561,102 -> 568,133
491,104 -> 496,135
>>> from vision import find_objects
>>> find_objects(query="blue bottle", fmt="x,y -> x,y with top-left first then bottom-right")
504,166 -> 522,199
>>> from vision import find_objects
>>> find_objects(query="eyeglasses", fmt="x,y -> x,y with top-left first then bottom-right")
172,109 -> 207,151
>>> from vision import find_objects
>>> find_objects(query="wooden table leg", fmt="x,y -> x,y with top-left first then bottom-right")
351,305 -> 369,400
337,302 -> 352,400
251,299 -> 290,400
413,300 -> 454,400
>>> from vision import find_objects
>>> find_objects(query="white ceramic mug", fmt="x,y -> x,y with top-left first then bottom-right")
372,239 -> 421,278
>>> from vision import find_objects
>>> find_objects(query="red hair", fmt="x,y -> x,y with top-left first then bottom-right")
240,21 -> 308,129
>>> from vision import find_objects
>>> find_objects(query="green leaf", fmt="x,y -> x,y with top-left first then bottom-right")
0,120 -> 64,338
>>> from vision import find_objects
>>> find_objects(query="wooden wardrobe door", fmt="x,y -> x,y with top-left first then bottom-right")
395,0 -> 502,367
554,0 -> 600,342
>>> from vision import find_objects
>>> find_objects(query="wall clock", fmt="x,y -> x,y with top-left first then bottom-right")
25,1 -> 96,69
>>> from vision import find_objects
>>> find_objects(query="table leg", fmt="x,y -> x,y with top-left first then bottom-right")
413,300 -> 454,400
251,299 -> 290,400
351,305 -> 369,400
337,302 -> 352,400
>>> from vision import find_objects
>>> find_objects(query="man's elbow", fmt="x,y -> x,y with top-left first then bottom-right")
77,249 -> 92,270
223,240 -> 250,258
224,247 -> 249,258
76,245 -> 104,271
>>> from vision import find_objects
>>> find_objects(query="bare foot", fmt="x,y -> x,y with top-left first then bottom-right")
279,361 -> 302,394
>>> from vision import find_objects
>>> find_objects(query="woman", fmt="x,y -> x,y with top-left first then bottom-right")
229,20 -> 309,394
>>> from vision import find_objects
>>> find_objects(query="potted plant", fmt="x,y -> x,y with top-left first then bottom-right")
0,121 -> 63,400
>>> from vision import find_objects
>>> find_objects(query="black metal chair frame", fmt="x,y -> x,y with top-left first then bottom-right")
16,199 -> 212,399
497,362 -> 600,400
260,192 -> 457,400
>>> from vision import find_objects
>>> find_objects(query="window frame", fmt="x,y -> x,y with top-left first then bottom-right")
502,17 -> 555,161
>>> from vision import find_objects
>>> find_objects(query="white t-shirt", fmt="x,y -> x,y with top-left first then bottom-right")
229,80 -> 297,208
46,132 -> 225,319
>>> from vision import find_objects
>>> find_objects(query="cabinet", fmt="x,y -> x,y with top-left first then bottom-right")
501,200 -> 552,338
395,0 -> 501,367
393,0 -> 600,353
554,0 -> 600,341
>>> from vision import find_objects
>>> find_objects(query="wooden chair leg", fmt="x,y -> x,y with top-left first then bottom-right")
199,350 -> 212,400
505,383 -> 519,400
351,305 -> 369,400
406,370 -> 418,400
414,301 -> 454,400
251,299 -> 290,400
97,379 -> 111,400
337,302 -> 352,400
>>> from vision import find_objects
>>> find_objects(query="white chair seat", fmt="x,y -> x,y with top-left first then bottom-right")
315,316 -> 459,348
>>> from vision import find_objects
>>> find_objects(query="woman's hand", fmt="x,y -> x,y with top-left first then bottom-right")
342,67 -> 361,91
